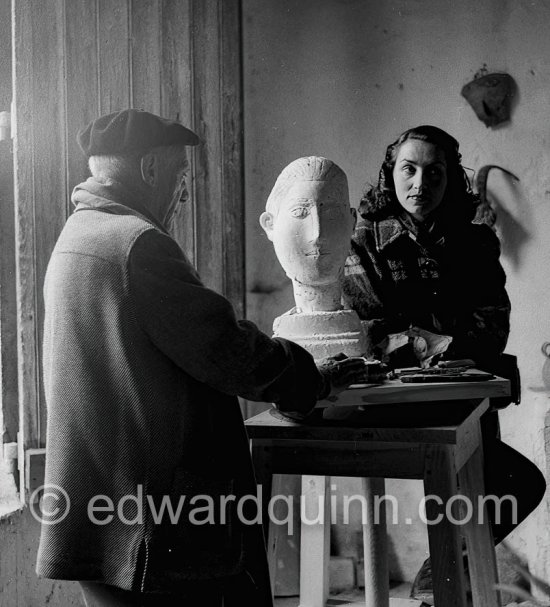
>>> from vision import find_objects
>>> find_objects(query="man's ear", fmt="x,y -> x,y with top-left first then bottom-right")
140,152 -> 158,187
259,211 -> 275,241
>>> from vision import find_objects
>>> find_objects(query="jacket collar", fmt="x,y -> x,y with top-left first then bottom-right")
373,215 -> 446,252
71,177 -> 169,234
373,216 -> 410,252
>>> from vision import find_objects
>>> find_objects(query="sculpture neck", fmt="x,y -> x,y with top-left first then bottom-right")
291,279 -> 343,313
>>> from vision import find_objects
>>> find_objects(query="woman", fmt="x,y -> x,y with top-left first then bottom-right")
343,125 -> 510,366
342,125 -> 545,604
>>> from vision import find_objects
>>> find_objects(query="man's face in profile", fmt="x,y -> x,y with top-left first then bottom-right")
163,154 -> 190,225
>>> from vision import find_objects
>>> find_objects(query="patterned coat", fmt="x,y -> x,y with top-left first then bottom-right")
342,213 -> 511,365
37,178 -> 323,603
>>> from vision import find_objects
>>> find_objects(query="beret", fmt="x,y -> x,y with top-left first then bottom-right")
77,108 -> 199,157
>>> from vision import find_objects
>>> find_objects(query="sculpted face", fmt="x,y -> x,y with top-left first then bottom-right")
261,170 -> 355,286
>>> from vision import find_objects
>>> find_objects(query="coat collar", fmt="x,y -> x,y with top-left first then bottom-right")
71,177 -> 170,234
373,215 -> 446,252
373,216 -> 410,252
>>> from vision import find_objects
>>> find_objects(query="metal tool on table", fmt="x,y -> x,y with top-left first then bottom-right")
390,359 -> 494,383
400,372 -> 495,383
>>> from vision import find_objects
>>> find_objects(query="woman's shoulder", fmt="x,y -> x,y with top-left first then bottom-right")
354,215 -> 376,233
352,214 -> 376,244
460,222 -> 502,254
353,214 -> 409,253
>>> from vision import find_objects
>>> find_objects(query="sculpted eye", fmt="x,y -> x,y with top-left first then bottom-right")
290,206 -> 310,219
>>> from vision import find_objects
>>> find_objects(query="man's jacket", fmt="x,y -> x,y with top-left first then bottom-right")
36,178 -> 322,603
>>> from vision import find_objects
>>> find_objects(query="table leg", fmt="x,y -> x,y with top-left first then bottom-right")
457,425 -> 500,607
362,477 -> 389,607
250,441 -> 274,544
423,445 -> 468,607
270,474 -> 301,596
250,441 -> 275,598
300,475 -> 330,607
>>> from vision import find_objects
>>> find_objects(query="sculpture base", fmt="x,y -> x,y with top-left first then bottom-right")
273,309 -> 366,360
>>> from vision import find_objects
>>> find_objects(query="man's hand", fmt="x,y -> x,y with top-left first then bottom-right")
317,353 -> 368,400
273,354 -> 369,423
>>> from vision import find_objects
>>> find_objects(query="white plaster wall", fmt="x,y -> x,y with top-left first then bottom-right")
243,0 -> 550,583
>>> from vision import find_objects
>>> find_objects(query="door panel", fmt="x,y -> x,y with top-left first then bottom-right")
11,0 -> 244,453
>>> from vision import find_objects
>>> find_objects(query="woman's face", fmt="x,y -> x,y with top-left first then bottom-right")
392,139 -> 447,221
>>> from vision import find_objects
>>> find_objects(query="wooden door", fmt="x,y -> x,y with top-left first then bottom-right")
11,0 -> 244,462
0,0 -> 18,473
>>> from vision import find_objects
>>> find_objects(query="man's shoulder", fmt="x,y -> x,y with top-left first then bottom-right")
128,227 -> 201,284
55,209 -> 158,263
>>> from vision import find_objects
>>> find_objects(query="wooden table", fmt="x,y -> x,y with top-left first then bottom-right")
245,374 -> 510,607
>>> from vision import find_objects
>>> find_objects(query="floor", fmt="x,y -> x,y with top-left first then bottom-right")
274,582 -> 423,606
0,455 -> 19,518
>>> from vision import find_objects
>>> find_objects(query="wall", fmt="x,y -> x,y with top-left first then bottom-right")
0,510 -> 82,607
0,0 -> 82,602
243,0 -> 550,583
11,0 -> 245,454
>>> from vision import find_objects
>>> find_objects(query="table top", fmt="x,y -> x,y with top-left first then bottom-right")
318,370 -> 510,408
244,371 -> 509,444
244,399 -> 490,445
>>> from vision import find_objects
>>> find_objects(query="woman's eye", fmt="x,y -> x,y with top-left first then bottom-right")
290,206 -> 310,219
428,168 -> 444,180
402,165 -> 415,175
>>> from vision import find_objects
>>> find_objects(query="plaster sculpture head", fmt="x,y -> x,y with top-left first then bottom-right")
260,156 -> 356,291
359,125 -> 477,225
262,157 -> 365,354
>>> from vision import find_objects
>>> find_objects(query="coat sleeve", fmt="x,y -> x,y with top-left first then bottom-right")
341,222 -> 408,345
127,228 -> 324,414
444,224 -> 511,364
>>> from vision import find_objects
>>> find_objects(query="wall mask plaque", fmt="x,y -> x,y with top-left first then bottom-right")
461,70 -> 517,128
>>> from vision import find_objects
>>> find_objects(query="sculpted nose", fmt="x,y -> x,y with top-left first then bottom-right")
308,206 -> 321,242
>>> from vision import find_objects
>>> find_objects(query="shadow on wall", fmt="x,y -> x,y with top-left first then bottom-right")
488,178 -> 531,271
543,410 -> 550,575
493,196 -> 530,270
544,410 -> 550,478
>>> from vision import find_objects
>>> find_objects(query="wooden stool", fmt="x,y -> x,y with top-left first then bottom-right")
245,398 -> 500,607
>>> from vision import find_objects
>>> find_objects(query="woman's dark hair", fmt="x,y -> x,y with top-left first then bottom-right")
359,125 -> 478,223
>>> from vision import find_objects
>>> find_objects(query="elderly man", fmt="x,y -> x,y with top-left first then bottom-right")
36,109 -> 364,606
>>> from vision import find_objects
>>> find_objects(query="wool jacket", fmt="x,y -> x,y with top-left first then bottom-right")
36,178 -> 323,602
342,213 -> 511,366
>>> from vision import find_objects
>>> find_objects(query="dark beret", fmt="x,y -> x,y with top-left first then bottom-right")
77,108 -> 199,157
